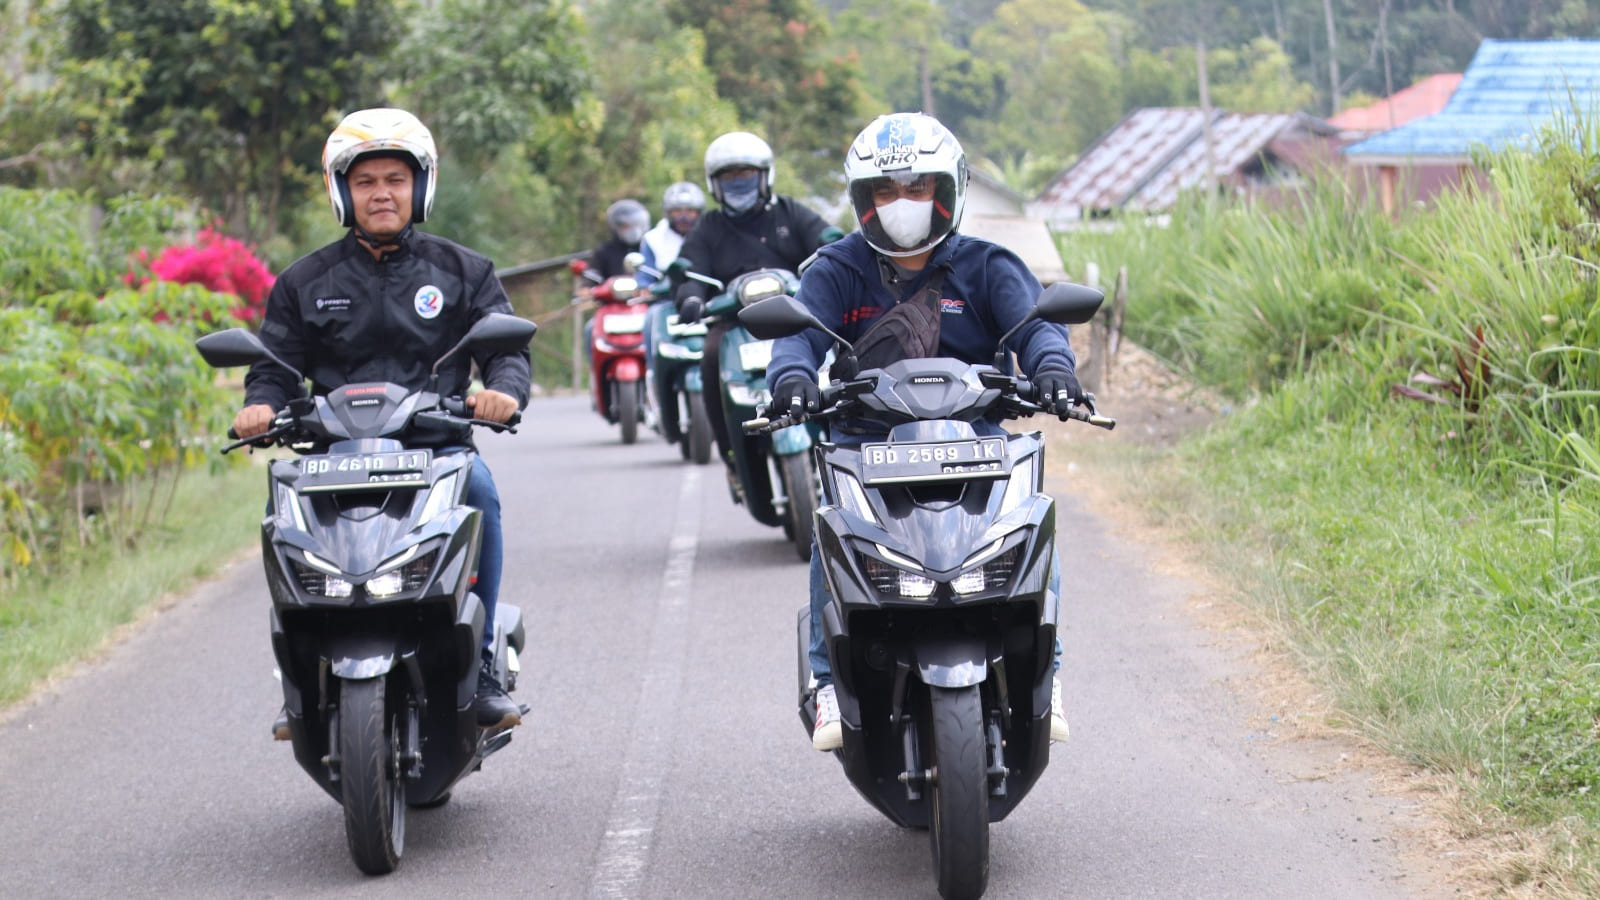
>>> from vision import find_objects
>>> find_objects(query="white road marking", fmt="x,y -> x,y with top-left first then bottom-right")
589,467 -> 701,898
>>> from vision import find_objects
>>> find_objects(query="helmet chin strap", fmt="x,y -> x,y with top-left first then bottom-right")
352,221 -> 413,254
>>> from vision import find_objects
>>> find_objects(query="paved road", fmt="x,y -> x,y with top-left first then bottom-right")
0,395 -> 1443,898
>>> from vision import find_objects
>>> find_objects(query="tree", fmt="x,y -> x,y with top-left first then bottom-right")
665,0 -> 868,194
61,0 -> 404,243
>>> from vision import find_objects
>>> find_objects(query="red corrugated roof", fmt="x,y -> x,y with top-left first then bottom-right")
1328,73 -> 1462,132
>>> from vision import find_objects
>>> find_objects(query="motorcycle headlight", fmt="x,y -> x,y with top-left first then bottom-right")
418,473 -> 458,526
291,551 -> 352,599
367,546 -> 439,599
859,544 -> 936,600
951,540 -> 1021,596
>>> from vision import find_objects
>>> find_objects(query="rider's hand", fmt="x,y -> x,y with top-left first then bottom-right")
467,389 -> 519,423
233,404 -> 276,438
675,282 -> 705,323
771,377 -> 821,416
1032,368 -> 1084,414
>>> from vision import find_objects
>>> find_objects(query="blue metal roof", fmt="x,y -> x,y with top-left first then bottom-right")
1344,39 -> 1600,163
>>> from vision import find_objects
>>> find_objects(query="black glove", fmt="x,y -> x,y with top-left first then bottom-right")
675,282 -> 706,323
1032,368 -> 1084,413
770,376 -> 821,416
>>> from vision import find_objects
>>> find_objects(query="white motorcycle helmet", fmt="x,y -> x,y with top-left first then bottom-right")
845,112 -> 968,258
703,131 -> 774,212
322,108 -> 439,227
662,180 -> 707,213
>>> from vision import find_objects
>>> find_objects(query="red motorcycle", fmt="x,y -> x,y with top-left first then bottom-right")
572,259 -> 650,444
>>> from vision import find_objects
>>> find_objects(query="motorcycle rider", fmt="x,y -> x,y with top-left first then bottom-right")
581,198 -> 652,365
763,112 -> 1082,751
672,131 -> 836,478
636,181 -> 705,288
232,107 -> 529,731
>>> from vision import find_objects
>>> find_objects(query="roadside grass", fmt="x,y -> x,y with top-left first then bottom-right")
0,459 -> 262,710
1056,112 -> 1600,894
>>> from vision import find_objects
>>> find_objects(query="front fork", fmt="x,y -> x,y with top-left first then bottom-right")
318,652 -> 427,784
893,655 -> 1012,803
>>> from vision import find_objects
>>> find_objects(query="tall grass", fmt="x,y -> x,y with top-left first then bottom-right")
1059,112 -> 1600,890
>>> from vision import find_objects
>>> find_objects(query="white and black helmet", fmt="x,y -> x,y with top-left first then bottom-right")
845,112 -> 968,257
661,180 -> 707,212
703,131 -> 774,208
322,108 -> 439,227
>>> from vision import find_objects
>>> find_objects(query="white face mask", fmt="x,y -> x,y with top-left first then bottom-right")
876,198 -> 933,248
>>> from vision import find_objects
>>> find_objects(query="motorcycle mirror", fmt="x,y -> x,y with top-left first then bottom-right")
1035,281 -> 1105,326
737,295 -> 851,351
431,313 -> 538,377
195,328 -> 305,382
991,282 -> 1106,368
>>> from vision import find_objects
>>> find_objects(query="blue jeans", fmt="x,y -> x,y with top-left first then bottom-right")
806,420 -> 1062,687
465,454 -> 503,652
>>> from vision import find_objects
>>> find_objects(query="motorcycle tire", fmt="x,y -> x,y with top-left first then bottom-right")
927,684 -> 989,900
618,382 -> 640,445
781,452 -> 817,562
687,392 -> 713,466
339,677 -> 405,875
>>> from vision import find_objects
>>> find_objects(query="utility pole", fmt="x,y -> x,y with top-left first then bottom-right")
1196,39 -> 1217,193
1323,0 -> 1341,115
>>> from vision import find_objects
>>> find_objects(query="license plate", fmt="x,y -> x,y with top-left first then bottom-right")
667,316 -> 707,337
738,339 -> 774,372
859,438 -> 1008,484
602,313 -> 646,334
297,450 -> 432,492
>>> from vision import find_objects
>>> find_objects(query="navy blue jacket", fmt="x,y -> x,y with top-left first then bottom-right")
765,231 -> 1076,392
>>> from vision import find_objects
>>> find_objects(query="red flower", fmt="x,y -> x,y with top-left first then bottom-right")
143,228 -> 276,322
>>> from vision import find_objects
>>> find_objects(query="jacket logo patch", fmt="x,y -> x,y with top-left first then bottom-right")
316,297 -> 352,312
939,298 -> 965,315
414,285 -> 444,320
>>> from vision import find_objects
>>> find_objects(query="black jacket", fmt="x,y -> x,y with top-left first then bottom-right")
589,236 -> 643,280
675,196 -> 831,298
244,229 -> 531,412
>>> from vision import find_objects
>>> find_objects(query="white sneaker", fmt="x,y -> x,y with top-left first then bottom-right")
812,684 -> 842,751
1050,677 -> 1070,742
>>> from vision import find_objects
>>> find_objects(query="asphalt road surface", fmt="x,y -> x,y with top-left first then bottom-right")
0,395 -> 1449,898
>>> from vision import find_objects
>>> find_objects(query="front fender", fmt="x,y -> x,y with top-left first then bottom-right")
915,637 -> 988,687
611,355 -> 644,382
327,636 -> 400,679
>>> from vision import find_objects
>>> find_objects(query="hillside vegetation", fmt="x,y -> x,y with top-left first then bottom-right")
1058,117 -> 1600,892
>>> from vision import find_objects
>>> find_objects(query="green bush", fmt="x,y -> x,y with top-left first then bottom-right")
0,188 -> 240,577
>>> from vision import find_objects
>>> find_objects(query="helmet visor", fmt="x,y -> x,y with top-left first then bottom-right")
851,172 -> 960,254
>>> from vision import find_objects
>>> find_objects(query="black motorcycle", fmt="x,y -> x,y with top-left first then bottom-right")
739,285 -> 1112,900
194,313 -> 536,875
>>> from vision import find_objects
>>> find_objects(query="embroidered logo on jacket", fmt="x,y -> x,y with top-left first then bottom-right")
939,298 -> 965,315
316,297 -> 352,312
414,285 -> 444,320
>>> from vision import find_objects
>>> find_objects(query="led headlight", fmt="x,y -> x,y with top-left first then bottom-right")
291,551 -> 353,598
952,540 -> 1021,596
860,544 -> 936,600
366,545 -> 438,599
739,275 -> 784,303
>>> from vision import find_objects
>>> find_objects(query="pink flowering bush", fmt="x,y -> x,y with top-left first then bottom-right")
126,227 -> 275,323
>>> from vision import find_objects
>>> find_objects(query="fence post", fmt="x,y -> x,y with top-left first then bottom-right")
1081,262 -> 1106,393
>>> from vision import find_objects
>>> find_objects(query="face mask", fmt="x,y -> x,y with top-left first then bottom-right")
719,173 -> 762,213
876,198 -> 934,248
618,226 -> 645,245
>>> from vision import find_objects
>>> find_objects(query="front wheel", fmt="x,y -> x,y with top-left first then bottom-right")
780,452 -> 817,562
617,380 -> 640,445
687,391 -> 713,465
928,685 -> 989,900
339,677 -> 405,875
